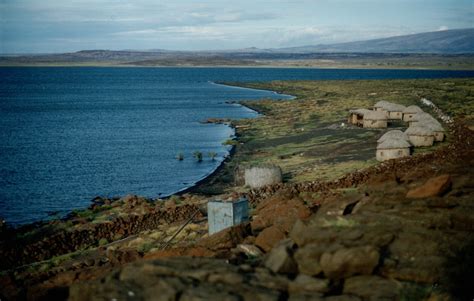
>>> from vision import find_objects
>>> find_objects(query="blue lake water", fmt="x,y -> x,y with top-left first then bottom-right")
1,67 -> 473,225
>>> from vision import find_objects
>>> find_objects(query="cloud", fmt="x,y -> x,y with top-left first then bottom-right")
437,26 -> 449,31
113,26 -> 226,40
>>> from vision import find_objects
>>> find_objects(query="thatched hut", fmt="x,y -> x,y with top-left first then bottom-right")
373,100 -> 391,112
420,120 -> 445,142
244,164 -> 282,188
405,126 -> 435,147
376,138 -> 411,161
348,109 -> 371,127
373,101 -> 405,120
363,111 -> 388,128
402,105 -> 423,122
408,112 -> 437,127
384,103 -> 406,120
377,130 -> 410,144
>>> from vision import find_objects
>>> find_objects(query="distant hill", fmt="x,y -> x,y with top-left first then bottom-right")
1,29 -> 474,68
275,28 -> 474,54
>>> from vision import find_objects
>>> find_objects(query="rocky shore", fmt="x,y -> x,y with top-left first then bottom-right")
1,78 -> 473,300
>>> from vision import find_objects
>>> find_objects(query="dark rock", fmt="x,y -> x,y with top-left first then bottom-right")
288,275 -> 330,294
255,225 -> 287,252
288,293 -> 324,301
294,243 -> 326,276
381,232 -> 441,283
343,275 -> 399,301
198,223 -> 250,250
250,267 -> 291,291
263,239 -> 298,274
324,295 -> 362,301
406,175 -> 452,198
235,244 -> 264,258
320,246 -> 380,279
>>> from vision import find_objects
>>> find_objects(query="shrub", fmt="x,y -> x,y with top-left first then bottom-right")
193,151 -> 203,162
222,139 -> 238,146
208,152 -> 217,161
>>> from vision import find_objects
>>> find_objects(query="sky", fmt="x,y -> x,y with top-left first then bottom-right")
0,0 -> 473,53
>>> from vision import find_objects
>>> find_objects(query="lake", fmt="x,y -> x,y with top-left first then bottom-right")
1,67 -> 473,225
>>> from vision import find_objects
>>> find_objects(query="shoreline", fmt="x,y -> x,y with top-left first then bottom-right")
1,76 -> 473,300
1,64 -> 474,71
174,82 -> 295,196
3,77 -> 473,227
1,82 -> 291,227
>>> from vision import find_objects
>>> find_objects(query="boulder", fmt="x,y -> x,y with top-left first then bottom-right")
406,175 -> 452,198
293,243 -> 326,276
324,296 -> 362,301
198,223 -> 250,250
320,246 -> 380,279
343,275 -> 399,301
288,275 -> 330,294
235,244 -> 264,258
251,196 -> 310,233
255,225 -> 286,252
288,293 -> 324,301
264,239 -> 298,274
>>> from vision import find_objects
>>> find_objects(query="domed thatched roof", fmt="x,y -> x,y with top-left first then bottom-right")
420,120 -> 445,132
373,101 -> 405,112
364,110 -> 387,120
411,112 -> 436,122
377,130 -> 410,143
373,100 -> 391,108
385,103 -> 406,112
349,108 -> 371,115
403,105 -> 423,114
405,125 -> 434,136
377,138 -> 411,150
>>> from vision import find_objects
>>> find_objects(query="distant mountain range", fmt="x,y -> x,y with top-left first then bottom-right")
1,28 -> 473,67
274,28 -> 474,54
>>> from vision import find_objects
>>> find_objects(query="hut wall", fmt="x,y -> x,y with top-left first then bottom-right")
408,135 -> 434,147
363,119 -> 387,129
403,113 -> 417,122
348,113 -> 357,125
376,148 -> 410,162
388,111 -> 403,120
348,113 -> 364,126
244,165 -> 282,188
433,131 -> 445,142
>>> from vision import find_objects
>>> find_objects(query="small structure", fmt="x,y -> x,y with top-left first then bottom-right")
408,112 -> 436,127
402,105 -> 423,122
244,164 -> 282,188
384,103 -> 406,120
405,126 -> 435,147
207,198 -> 249,235
363,111 -> 388,128
373,101 -> 405,120
348,109 -> 371,127
377,130 -> 410,144
373,100 -> 391,112
421,120 -> 445,142
376,138 -> 411,161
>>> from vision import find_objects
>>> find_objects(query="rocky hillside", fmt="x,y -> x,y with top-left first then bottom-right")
1,119 -> 472,300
